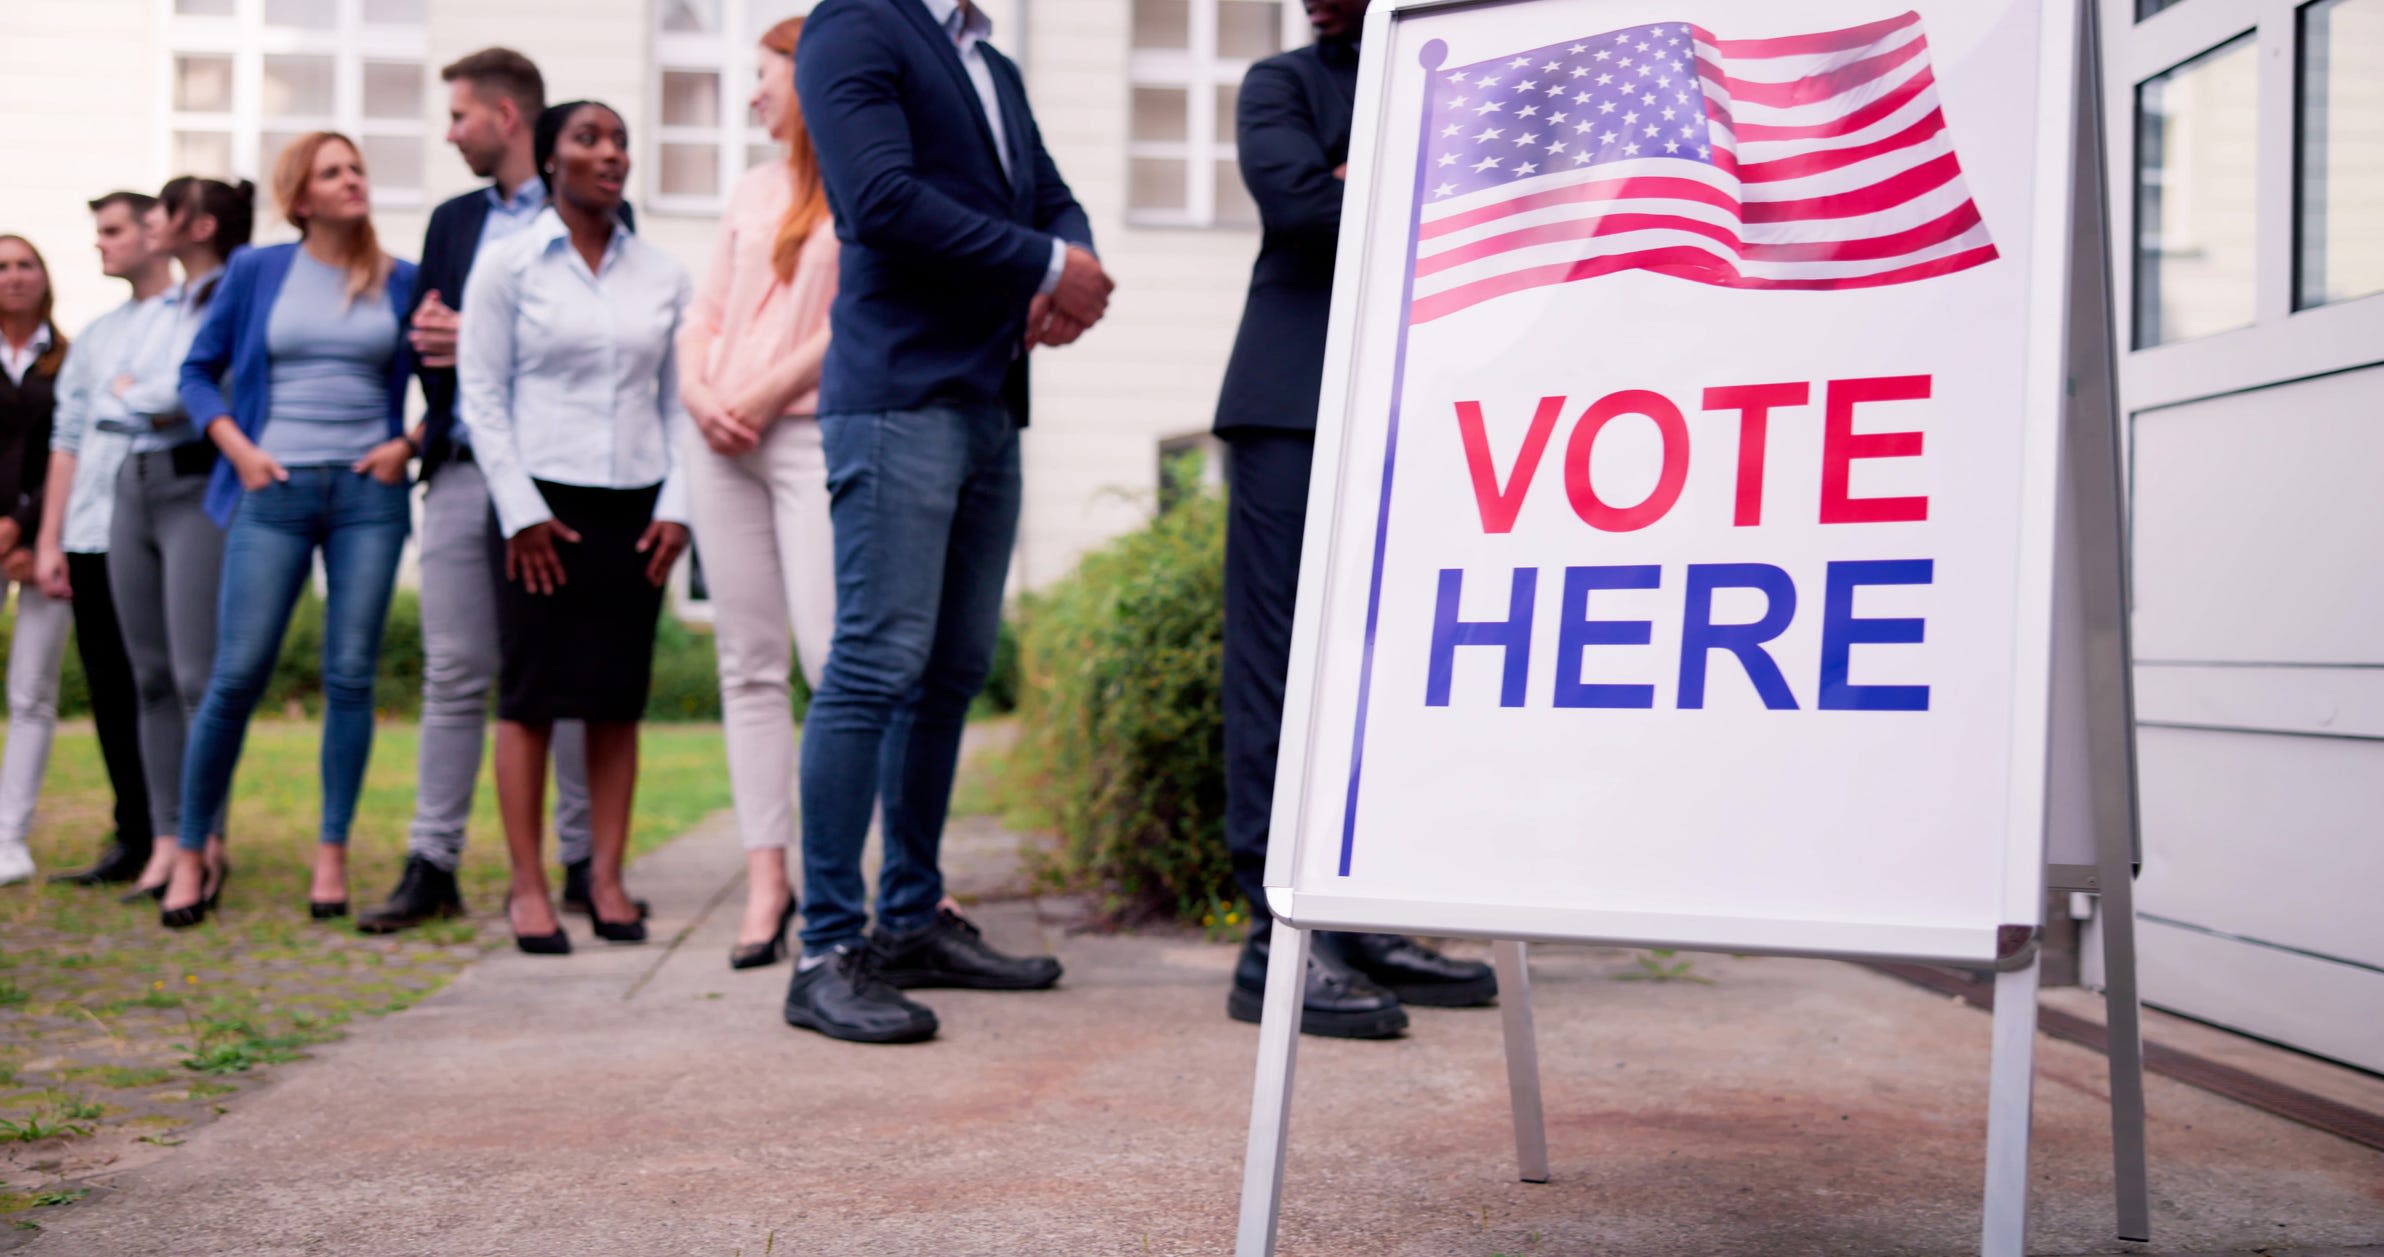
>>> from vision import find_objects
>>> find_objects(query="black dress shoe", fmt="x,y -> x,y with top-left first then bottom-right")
560,859 -> 648,920
870,908 -> 1061,991
51,837 -> 153,886
783,944 -> 938,1044
357,856 -> 465,935
1226,928 -> 1409,1039
1340,932 -> 1498,1007
730,895 -> 798,971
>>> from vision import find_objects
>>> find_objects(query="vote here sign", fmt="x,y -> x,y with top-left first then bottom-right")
1273,0 -> 2075,963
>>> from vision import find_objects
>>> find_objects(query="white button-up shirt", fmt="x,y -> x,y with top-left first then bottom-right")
1,323 -> 52,387
48,300 -> 140,553
457,208 -> 692,538
917,0 -> 1069,296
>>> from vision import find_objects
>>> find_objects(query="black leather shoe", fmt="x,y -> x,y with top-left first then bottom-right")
357,856 -> 465,935
560,859 -> 648,920
870,908 -> 1061,991
783,944 -> 938,1044
1340,932 -> 1498,1007
51,837 -> 153,886
1226,928 -> 1408,1039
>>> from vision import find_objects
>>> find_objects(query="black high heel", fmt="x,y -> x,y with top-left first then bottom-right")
160,855 -> 229,930
729,895 -> 798,971
590,908 -> 648,945
120,880 -> 167,905
509,897 -> 572,956
309,899 -> 349,920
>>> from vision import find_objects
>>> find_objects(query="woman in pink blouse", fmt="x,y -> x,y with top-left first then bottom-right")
679,16 -> 839,970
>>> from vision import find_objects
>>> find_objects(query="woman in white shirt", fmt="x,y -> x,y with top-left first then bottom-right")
457,100 -> 692,954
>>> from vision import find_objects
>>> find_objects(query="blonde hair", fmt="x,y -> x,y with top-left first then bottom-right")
271,131 -> 392,305
760,18 -> 830,285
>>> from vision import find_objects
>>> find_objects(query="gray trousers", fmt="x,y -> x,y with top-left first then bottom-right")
411,458 -> 590,871
109,449 -> 224,842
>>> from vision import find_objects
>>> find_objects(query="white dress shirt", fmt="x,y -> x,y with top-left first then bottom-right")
917,0 -> 1069,296
0,324 -> 52,387
48,300 -> 141,552
457,207 -> 692,538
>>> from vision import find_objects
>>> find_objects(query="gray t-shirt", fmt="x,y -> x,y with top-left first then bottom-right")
262,250 -> 397,466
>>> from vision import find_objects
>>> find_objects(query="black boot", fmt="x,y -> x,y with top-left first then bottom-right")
1340,933 -> 1498,1007
870,908 -> 1062,991
356,856 -> 464,935
1227,928 -> 1408,1039
783,943 -> 939,1044
50,834 -> 153,886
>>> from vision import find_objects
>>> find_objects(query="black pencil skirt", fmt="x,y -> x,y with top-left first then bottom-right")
490,480 -> 666,725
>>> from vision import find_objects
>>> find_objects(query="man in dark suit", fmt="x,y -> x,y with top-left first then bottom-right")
361,48 -> 613,934
789,0 -> 1112,1044
1214,0 -> 1496,1039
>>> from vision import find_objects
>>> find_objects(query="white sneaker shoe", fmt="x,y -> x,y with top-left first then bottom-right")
0,841 -> 33,887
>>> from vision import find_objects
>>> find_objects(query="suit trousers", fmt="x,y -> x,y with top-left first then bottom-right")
686,418 -> 836,853
0,582 -> 73,846
1221,430 -> 1314,920
109,448 -> 225,843
410,458 -> 591,871
66,551 -> 152,846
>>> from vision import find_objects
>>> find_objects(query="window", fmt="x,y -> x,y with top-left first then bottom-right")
1128,0 -> 1305,226
165,0 -> 429,208
2133,33 -> 2260,347
651,0 -> 808,213
2297,0 -> 2384,309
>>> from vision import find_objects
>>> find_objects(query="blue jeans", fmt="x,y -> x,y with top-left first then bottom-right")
798,404 -> 1020,953
178,467 -> 410,851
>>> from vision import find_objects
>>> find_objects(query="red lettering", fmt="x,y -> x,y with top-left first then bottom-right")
1702,382 -> 1810,528
1820,375 -> 1930,525
1455,396 -> 1566,534
1564,390 -> 1689,533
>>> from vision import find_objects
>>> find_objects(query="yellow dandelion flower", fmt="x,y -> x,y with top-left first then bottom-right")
185,974 -> 199,984
152,980 -> 166,991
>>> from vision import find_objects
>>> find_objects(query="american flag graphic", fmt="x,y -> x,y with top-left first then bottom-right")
1410,12 -> 1998,323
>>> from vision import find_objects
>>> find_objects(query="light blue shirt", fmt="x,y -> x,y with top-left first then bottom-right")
917,0 -> 1069,297
48,300 -> 140,553
457,208 -> 692,537
260,250 -> 401,465
111,277 -> 212,454
450,178 -> 549,449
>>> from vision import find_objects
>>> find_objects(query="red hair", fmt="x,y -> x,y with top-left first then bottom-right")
760,18 -> 830,284
271,132 -> 392,305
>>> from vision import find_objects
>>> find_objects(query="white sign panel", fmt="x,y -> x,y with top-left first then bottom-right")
1269,0 -> 2077,965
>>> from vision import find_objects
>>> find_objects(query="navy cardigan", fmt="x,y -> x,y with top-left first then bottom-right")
178,243 -> 418,526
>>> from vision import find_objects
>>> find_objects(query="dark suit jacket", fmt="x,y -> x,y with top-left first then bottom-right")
0,329 -> 60,536
410,187 -> 634,475
1214,38 -> 1360,436
794,0 -> 1094,422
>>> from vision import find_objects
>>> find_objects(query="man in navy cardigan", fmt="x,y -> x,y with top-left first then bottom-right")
788,0 -> 1111,1044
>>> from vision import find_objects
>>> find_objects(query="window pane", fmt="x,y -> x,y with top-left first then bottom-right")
263,54 -> 337,119
2134,34 -> 2259,348
1218,0 -> 1283,60
172,130 -> 233,178
2139,0 -> 2187,18
1131,86 -> 1188,142
175,54 -> 234,113
662,70 -> 722,128
174,0 -> 235,15
1129,156 -> 1189,212
2299,0 -> 2384,308
661,0 -> 722,34
660,142 -> 721,198
364,0 -> 427,24
260,130 -> 306,181
360,134 -> 423,192
264,0 -> 335,29
1133,0 -> 1190,50
1216,82 -> 1240,143
1215,159 -> 1258,226
364,61 -> 423,121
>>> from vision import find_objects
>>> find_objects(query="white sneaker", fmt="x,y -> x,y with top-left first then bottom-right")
0,842 -> 32,887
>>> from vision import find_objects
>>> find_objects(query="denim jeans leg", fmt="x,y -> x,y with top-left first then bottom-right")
179,479 -> 320,851
316,474 -> 410,846
796,409 -> 972,955
875,410 -> 1020,934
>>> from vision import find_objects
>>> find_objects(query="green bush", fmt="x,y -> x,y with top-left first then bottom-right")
1003,477 -> 1229,923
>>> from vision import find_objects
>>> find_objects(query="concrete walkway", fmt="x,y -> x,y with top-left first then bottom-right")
21,810 -> 2384,1257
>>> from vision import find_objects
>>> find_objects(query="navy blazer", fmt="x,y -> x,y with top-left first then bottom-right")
1214,38 -> 1359,436
409,186 -> 635,476
794,0 -> 1094,421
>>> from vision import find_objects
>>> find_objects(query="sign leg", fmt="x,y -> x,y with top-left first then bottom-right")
1492,940 -> 1550,1184
1981,955 -> 2042,1257
1235,920 -> 1312,1257
2096,880 -> 2152,1239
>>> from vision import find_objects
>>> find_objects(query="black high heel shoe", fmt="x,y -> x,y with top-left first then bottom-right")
729,895 -> 798,971
120,880 -> 167,905
509,897 -> 572,956
590,907 -> 648,945
309,899 -> 349,920
160,857 -> 229,931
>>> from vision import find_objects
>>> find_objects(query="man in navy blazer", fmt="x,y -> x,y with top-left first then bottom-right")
788,0 -> 1111,1044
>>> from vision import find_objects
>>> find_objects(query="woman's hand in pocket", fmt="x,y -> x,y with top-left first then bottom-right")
351,438 -> 414,486
232,446 -> 288,492
506,519 -> 581,596
636,520 -> 690,588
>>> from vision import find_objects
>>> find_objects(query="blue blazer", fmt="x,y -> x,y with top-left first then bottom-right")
794,0 -> 1094,421
179,243 -> 418,526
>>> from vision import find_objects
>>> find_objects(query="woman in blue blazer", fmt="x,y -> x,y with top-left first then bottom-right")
164,132 -> 418,928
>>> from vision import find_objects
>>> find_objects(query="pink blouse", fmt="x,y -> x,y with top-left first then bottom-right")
686,161 -> 838,417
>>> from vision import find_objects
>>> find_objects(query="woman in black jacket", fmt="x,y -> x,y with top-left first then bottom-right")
0,234 -> 72,887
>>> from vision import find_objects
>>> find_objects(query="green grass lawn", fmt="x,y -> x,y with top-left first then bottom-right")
0,719 -> 729,1218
